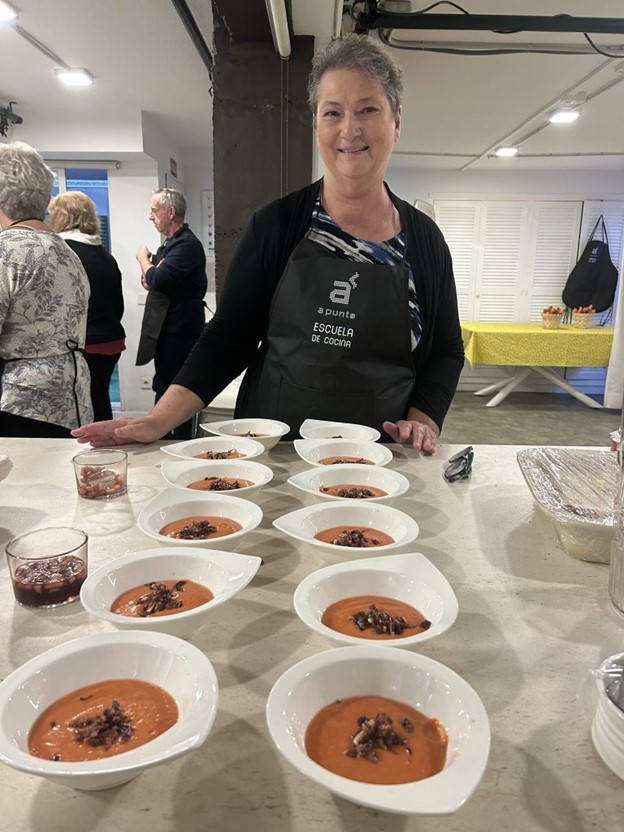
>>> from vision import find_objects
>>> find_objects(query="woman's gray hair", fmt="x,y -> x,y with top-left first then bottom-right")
0,141 -> 55,221
308,33 -> 404,121
153,187 -> 186,221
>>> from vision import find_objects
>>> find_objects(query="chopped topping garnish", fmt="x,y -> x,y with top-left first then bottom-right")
135,581 -> 187,616
167,520 -> 217,539
331,458 -> 368,465
323,486 -> 374,499
240,431 -> 262,437
331,529 -> 378,547
400,717 -> 414,733
203,476 -> 241,491
200,450 -> 236,460
331,434 -> 343,438
344,711 -> 410,762
351,603 -> 428,635
69,700 -> 134,748
51,753 -> 62,761
79,694 -> 93,701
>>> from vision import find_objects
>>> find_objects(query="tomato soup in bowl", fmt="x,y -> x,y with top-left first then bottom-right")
137,488 -> 263,550
80,548 -> 262,639
0,631 -> 218,791
273,502 -> 419,554
266,646 -> 490,815
293,552 -> 458,648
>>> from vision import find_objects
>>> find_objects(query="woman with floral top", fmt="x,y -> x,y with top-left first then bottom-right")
0,141 -> 92,437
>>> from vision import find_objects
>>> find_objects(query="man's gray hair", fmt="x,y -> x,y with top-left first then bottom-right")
0,141 -> 55,221
153,187 -> 186,221
307,33 -> 404,122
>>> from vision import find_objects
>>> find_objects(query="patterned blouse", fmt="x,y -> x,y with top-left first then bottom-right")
308,201 -> 423,350
0,229 -> 93,429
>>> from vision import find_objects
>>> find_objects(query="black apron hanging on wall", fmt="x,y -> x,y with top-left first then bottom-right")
236,234 -> 416,439
562,215 -> 618,314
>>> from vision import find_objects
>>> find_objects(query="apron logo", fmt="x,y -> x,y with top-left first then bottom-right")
329,273 -> 358,305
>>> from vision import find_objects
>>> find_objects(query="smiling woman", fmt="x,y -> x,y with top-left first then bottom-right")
72,34 -> 464,457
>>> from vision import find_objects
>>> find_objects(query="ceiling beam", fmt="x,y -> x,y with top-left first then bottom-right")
170,0 -> 214,76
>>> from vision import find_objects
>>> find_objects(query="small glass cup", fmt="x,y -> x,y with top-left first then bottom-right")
72,449 -> 128,499
6,527 -> 88,609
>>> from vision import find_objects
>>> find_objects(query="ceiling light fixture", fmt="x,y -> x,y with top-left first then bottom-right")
0,0 -> 17,22
495,146 -> 519,157
265,0 -> 291,59
549,108 -> 580,124
53,67 -> 94,87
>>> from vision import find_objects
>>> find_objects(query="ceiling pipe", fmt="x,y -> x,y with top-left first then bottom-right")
170,0 -> 214,77
359,9 -> 624,36
265,0 -> 291,59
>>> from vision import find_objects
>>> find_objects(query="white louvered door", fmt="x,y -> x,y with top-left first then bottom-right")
525,201 -> 583,321
434,201 -> 480,321
473,202 -> 531,321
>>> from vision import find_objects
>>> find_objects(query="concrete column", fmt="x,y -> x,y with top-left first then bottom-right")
211,2 -> 314,294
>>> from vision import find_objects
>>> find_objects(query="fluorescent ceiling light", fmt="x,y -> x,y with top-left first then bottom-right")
495,146 -> 519,157
265,0 -> 291,59
54,67 -> 94,86
549,108 -> 580,124
0,1 -> 17,22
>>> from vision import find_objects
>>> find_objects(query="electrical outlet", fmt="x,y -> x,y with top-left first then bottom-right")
141,377 -> 152,390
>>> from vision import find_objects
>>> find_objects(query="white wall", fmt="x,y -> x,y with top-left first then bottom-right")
183,148 -> 216,302
22,109 -> 145,156
384,166 -> 624,203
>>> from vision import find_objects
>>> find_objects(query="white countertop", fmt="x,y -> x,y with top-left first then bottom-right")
0,439 -> 623,832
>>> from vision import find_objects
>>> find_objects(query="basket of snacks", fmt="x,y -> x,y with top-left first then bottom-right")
571,304 -> 596,328
542,305 -> 565,329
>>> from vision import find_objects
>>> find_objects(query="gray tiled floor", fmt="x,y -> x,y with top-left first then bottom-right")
442,391 -> 620,447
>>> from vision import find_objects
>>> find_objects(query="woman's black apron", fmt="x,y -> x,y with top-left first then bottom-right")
236,232 -> 416,440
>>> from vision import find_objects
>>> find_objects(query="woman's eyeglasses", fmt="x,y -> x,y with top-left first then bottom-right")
443,446 -> 474,482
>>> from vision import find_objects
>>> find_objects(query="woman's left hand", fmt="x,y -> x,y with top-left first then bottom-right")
383,418 -> 438,454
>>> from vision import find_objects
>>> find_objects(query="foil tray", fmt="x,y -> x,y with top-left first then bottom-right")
517,447 -> 617,564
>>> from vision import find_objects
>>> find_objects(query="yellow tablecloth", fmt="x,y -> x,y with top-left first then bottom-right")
462,322 -> 614,368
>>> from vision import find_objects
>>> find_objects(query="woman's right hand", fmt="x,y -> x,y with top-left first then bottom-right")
71,416 -> 165,447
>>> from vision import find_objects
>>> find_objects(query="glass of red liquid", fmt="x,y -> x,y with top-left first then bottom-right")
6,527 -> 88,609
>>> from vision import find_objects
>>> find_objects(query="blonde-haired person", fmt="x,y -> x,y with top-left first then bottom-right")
74,34 -> 463,453
0,142 -> 92,437
49,191 -> 125,421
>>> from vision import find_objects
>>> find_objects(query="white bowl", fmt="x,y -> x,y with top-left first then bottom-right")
294,439 -> 393,468
287,464 -> 409,504
266,646 -> 490,815
293,552 -> 458,647
273,501 -> 419,554
80,547 -> 262,639
161,459 -> 273,496
299,419 -> 381,442
161,436 -> 265,461
0,631 -> 218,791
137,488 -> 263,549
200,418 -> 290,450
